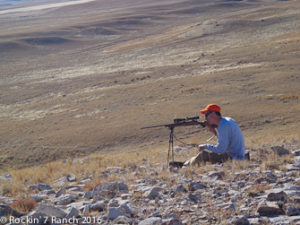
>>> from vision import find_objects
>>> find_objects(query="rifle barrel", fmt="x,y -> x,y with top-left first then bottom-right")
141,120 -> 206,129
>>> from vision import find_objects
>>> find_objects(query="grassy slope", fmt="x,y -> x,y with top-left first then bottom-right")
0,0 -> 299,171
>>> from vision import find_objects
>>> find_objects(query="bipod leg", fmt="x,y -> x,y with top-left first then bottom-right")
167,127 -> 174,168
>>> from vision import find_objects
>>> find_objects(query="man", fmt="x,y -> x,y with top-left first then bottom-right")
184,104 -> 245,166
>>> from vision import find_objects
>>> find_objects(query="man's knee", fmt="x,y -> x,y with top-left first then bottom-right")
208,152 -> 229,164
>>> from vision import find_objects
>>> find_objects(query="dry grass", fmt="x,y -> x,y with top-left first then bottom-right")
10,197 -> 37,214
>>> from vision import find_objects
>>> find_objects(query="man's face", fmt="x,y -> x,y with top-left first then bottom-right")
205,111 -> 215,124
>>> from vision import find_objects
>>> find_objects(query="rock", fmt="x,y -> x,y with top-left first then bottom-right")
0,174 -> 12,182
43,189 -> 56,195
108,198 -> 119,207
65,207 -> 80,219
84,191 -> 94,199
145,187 -> 163,200
237,181 -> 245,188
28,184 -> 52,191
53,177 -> 67,188
284,183 -> 300,191
283,184 -> 300,196
267,190 -> 288,203
107,207 -> 122,220
285,164 -> 300,171
293,149 -> 300,156
105,167 -> 122,174
232,216 -> 250,225
89,202 -> 106,212
26,204 -> 67,225
175,185 -> 187,193
264,170 -> 277,183
97,181 -> 129,193
286,205 -> 300,216
65,185 -> 84,192
138,217 -> 162,225
0,204 -> 24,217
269,216 -> 290,225
55,187 -> 65,198
118,203 -> 136,217
29,194 -> 46,203
271,146 -> 290,156
0,196 -> 14,204
188,182 -> 206,191
256,201 -> 285,216
162,218 -> 183,225
292,156 -> 300,165
248,217 -> 270,225
114,215 -> 133,224
188,193 -> 200,203
174,146 -> 183,153
67,174 -> 76,182
208,171 -> 225,180
67,200 -> 92,211
54,194 -> 75,205
289,215 -> 300,223
151,210 -> 161,218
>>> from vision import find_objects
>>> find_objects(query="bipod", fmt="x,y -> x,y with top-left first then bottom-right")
167,126 -> 175,168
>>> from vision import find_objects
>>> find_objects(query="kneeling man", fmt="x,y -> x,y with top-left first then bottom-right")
184,104 -> 245,166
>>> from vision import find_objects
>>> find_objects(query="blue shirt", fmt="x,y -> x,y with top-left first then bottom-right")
205,117 -> 245,160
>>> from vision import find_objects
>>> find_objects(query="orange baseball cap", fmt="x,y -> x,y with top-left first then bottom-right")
200,104 -> 221,114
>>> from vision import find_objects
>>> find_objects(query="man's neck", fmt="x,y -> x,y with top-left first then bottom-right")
215,117 -> 222,127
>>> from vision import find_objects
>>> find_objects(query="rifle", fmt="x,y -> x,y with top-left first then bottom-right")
141,116 -> 207,167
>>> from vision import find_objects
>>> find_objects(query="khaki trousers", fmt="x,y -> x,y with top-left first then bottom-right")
184,151 -> 230,167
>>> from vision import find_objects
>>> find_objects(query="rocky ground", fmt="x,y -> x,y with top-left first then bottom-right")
1,144 -> 300,225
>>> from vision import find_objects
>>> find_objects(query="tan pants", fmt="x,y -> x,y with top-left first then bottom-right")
184,151 -> 230,167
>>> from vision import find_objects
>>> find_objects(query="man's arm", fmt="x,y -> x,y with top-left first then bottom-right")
199,125 -> 230,154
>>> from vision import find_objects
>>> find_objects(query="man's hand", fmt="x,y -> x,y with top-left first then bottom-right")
198,144 -> 206,152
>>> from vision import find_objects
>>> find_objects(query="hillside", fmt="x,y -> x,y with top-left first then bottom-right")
0,0 -> 300,170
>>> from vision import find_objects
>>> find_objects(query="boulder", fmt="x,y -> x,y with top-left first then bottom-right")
54,194 -> 75,205
89,202 -> 106,212
114,215 -> 134,224
162,218 -> 183,225
28,184 -> 52,191
256,202 -> 285,216
107,207 -> 122,220
293,149 -> 300,156
286,205 -> 300,216
0,204 -> 24,217
96,181 -> 129,193
188,182 -> 206,191
208,171 -> 225,180
267,191 -> 288,203
138,217 -> 162,225
144,187 -> 163,200
175,185 -> 187,193
118,203 -> 137,217
26,204 -> 67,225
271,146 -> 290,156
232,216 -> 250,225
65,207 -> 80,219
66,174 -> 76,182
